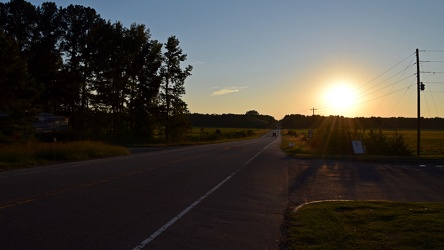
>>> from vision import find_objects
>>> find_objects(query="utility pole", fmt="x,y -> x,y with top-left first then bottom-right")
310,107 -> 317,131
416,48 -> 421,156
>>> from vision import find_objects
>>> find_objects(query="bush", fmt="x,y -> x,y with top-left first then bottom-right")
309,128 -> 412,156
182,128 -> 256,143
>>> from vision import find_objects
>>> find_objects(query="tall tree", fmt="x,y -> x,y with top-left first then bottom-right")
126,24 -> 163,137
160,36 -> 192,141
90,21 -> 130,134
0,29 -> 40,140
61,5 -> 102,128
0,0 -> 38,55
0,1 -> 194,142
30,2 -> 64,112
0,29 -> 37,112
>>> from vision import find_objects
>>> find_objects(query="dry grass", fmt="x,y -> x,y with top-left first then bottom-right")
0,141 -> 129,171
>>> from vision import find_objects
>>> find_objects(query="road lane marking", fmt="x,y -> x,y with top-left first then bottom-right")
0,169 -> 147,210
133,137 -> 278,250
0,199 -> 36,210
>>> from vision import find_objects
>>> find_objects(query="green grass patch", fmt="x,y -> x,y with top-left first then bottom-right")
281,129 -> 444,157
127,128 -> 270,147
384,129 -> 444,155
0,141 -> 129,171
284,201 -> 444,250
177,127 -> 270,145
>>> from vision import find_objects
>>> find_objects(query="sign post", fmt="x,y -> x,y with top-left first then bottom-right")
352,140 -> 365,154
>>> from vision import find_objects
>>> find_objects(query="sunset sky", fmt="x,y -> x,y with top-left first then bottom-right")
25,0 -> 444,119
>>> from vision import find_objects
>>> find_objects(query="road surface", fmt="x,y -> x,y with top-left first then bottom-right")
287,158 -> 444,210
2,132 -> 444,250
0,132 -> 287,250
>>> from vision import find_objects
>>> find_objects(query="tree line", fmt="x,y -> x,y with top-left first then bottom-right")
188,110 -> 277,129
0,0 -> 192,142
281,114 -> 444,130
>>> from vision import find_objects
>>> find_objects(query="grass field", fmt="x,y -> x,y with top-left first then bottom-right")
282,129 -> 444,156
284,201 -> 444,249
180,127 -> 270,144
387,129 -> 444,155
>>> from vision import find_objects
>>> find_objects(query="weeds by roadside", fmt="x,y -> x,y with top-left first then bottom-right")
0,141 -> 129,171
282,128 -> 413,156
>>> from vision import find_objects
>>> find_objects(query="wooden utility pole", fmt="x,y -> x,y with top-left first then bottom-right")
416,48 -> 421,156
310,107 -> 317,131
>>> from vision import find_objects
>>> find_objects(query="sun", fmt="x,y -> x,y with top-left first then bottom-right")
323,82 -> 357,114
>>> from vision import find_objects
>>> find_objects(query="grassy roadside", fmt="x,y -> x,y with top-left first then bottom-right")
280,131 -> 444,249
280,130 -> 444,163
124,128 -> 271,149
0,141 -> 129,171
284,201 -> 444,249
0,128 -> 271,171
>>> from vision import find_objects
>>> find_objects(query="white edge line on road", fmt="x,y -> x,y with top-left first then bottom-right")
293,199 -> 390,213
132,137 -> 278,250
293,200 -> 354,213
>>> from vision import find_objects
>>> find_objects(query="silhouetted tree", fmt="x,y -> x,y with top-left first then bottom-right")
160,36 -> 192,141
0,0 -> 194,142
61,4 -> 101,128
127,25 -> 163,137
246,110 -> 259,116
30,2 -> 64,113
0,0 -> 37,54
0,29 -> 37,112
0,29 -> 40,141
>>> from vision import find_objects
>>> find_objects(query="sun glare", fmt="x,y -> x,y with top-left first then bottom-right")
323,82 -> 357,115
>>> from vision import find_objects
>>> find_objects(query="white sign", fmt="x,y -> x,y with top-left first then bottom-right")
352,140 -> 365,154
308,129 -> 314,138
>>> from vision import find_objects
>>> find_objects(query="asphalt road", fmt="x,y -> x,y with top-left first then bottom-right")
0,132 -> 287,250
2,132 -> 444,250
287,158 -> 444,210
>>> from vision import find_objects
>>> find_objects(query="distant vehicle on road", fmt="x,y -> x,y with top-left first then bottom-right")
272,132 -> 278,137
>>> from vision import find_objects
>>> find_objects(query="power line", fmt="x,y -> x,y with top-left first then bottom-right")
353,53 -> 417,118
372,75 -> 413,113
420,63 -> 440,117
353,55 -> 416,102
355,74 -> 415,101
355,84 -> 415,107
423,50 -> 444,53
309,50 -> 444,118
423,90 -> 432,119
386,78 -> 416,118
355,52 -> 416,92
358,66 -> 415,95
314,56 -> 416,113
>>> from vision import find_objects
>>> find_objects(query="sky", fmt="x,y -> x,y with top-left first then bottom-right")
22,0 -> 444,119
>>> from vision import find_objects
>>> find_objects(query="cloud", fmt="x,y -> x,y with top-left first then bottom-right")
210,86 -> 247,96
211,89 -> 239,96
